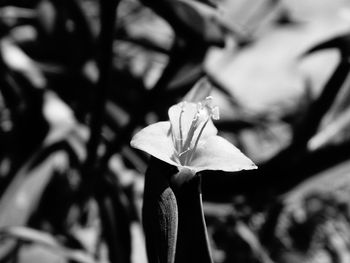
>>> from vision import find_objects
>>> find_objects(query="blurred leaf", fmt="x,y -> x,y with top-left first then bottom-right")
282,0 -> 350,22
171,0 -> 224,45
36,0 -> 56,35
235,221 -> 273,263
205,19 -> 348,115
96,174 -> 132,263
166,57 -> 204,92
0,151 -> 65,261
0,226 -> 96,263
105,101 -> 130,129
303,33 -> 350,58
42,90 -> 79,146
28,0 -> 94,68
18,244 -> 66,263
308,105 -> 350,150
283,160 -> 350,217
0,38 -> 46,89
291,59 -> 350,148
141,0 -> 224,45
0,6 -> 36,28
0,226 -> 59,247
0,6 -> 36,20
264,159 -> 350,263
0,152 -> 68,228
215,0 -> 281,42
117,0 -> 173,52
183,77 -> 212,102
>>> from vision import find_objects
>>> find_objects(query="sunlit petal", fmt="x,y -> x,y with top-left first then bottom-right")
168,102 -> 197,140
194,117 -> 217,141
168,102 -> 217,144
189,136 -> 257,172
130,121 -> 179,167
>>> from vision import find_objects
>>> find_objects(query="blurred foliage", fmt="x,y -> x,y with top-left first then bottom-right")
0,0 -> 350,263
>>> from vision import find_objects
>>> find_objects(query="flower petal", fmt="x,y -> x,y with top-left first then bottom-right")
130,121 -> 179,167
169,102 -> 196,140
168,102 -> 217,143
189,136 -> 257,172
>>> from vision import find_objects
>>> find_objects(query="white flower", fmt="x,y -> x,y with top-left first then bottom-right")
131,97 -> 256,176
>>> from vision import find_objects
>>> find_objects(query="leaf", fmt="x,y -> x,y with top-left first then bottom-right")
302,33 -> 350,58
0,151 -> 57,260
97,175 -> 132,263
0,226 -> 60,247
141,0 -> 224,45
0,151 -> 73,262
0,226 -> 95,263
0,153 -> 65,228
0,38 -> 46,89
234,221 -> 273,263
0,6 -> 36,28
172,0 -> 224,45
166,60 -> 203,92
42,91 -> 77,145
18,244 -> 66,263
308,105 -> 350,150
205,21 -> 347,115
183,77 -> 212,103
36,0 -> 57,35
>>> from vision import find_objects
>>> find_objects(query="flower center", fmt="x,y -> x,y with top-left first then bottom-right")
173,96 -> 219,166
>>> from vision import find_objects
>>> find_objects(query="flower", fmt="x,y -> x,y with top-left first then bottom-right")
130,96 -> 257,175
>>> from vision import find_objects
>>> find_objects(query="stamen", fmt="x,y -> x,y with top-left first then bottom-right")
179,106 -> 184,151
196,102 -> 203,117
203,96 -> 213,107
171,98 -> 220,166
178,147 -> 191,165
186,118 -> 210,164
182,116 -> 199,154
211,106 -> 220,120
169,123 -> 175,146
170,123 -> 181,154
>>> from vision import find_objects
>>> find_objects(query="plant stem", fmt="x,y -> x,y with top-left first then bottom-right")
172,175 -> 213,263
143,158 -> 178,263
